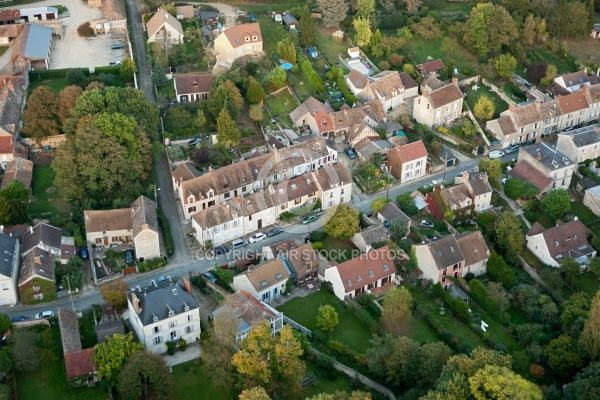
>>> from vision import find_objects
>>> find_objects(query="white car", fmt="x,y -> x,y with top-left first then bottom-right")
35,311 -> 54,319
420,220 -> 435,228
248,232 -> 267,243
488,150 -> 505,159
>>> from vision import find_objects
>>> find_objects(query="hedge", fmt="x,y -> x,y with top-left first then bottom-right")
486,252 -> 516,289
434,283 -> 470,323
157,210 -> 175,256
300,58 -> 324,94
30,68 -> 90,80
354,308 -> 380,333
94,66 -> 121,75
468,279 -> 502,321
504,177 -> 540,200
137,257 -> 168,273
332,67 -> 358,105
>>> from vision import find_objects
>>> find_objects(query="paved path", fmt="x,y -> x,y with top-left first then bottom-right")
163,344 -> 201,367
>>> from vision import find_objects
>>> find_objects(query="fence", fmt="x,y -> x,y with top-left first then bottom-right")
283,315 -> 313,337
96,270 -> 124,286
481,77 -> 516,107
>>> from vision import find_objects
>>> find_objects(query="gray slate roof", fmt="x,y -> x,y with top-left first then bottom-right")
0,233 -> 18,278
57,308 -> 82,354
282,14 -> 297,24
561,124 -> 600,147
22,222 -> 62,255
95,320 -> 125,343
127,276 -> 199,326
131,195 -> 158,237
521,142 -> 574,170
378,202 -> 409,224
23,24 -> 52,59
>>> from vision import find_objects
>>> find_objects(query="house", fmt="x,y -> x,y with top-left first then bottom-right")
146,8 -> 184,46
0,133 -> 14,168
175,5 -> 194,20
377,120 -> 403,139
0,73 -> 27,136
84,196 -> 160,261
273,173 -> 320,214
377,202 -> 410,231
0,9 -> 20,25
282,14 -> 298,30
351,225 -> 390,253
354,136 -> 394,161
284,244 -> 319,286
262,239 -> 299,260
508,142 -> 575,194
583,185 -> 600,216
485,100 -> 543,148
0,24 -> 22,45
22,222 -> 62,257
18,248 -> 55,303
592,24 -> 600,39
386,140 -> 428,183
58,308 -> 99,386
413,77 -> 463,127
556,88 -> 590,130
232,258 -> 290,301
453,171 -> 493,213
526,220 -> 596,267
0,233 -> 19,306
19,6 -> 58,21
427,183 -> 474,221
417,59 -> 445,76
212,290 -> 283,344
399,72 -> 419,99
348,47 -> 360,58
200,10 -> 219,22
323,246 -> 396,300
330,103 -> 385,143
362,70 -> 413,112
554,71 -> 591,93
127,276 -> 201,353
556,124 -> 600,163
11,23 -> 53,72
101,0 -> 127,24
413,231 -> 489,288
1,157 -> 32,190
314,163 -> 352,209
174,73 -> 214,102
214,23 -> 262,66
95,319 -> 125,343
289,96 -> 334,136
61,236 -> 75,265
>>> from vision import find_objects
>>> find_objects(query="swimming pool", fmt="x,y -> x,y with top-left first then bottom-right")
281,62 -> 293,70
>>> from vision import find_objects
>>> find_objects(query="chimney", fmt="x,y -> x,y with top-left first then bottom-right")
462,171 -> 469,182
536,153 -> 542,161
451,77 -> 458,86
34,256 -> 40,264
508,103 -> 516,112
131,293 -> 140,313
182,275 -> 191,293
597,68 -> 600,77
29,226 -> 33,235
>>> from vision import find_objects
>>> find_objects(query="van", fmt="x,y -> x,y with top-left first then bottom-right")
231,239 -> 248,249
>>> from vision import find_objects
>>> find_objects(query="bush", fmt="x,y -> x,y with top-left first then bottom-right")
486,252 -> 516,289
378,61 -> 391,70
190,275 -> 206,289
137,257 -> 168,273
279,211 -> 295,221
310,231 -> 326,242
157,210 -> 174,256
355,293 -> 374,307
66,68 -> 87,86
434,283 -> 470,322
300,57 -> 324,94
166,341 -> 177,355
504,177 -> 540,200
462,68 -> 471,75
178,338 -> 187,351
389,53 -> 403,66
468,279 -> 502,321
332,67 -> 358,105
77,22 -> 94,37
355,309 -> 379,333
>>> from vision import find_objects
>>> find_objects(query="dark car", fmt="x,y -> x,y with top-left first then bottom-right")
366,210 -> 374,218
213,245 -> 230,256
111,43 -> 124,50
11,316 -> 30,322
188,137 -> 202,147
301,215 -> 318,224
383,220 -> 391,228
78,248 -> 89,260
266,228 -> 283,237
344,147 -> 356,160
125,249 -> 134,264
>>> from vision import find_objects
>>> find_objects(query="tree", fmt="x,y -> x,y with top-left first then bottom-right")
0,347 -> 12,374
504,177 -> 539,200
9,329 -> 39,371
208,79 -> 244,121
494,54 -> 517,79
591,257 -> 600,277
246,77 -> 266,104
216,109 -> 241,149
468,365 -> 542,400
379,0 -> 394,14
196,107 -> 207,128
473,96 -> 495,121
239,387 -> 271,400
487,282 -> 511,313
396,193 -> 418,216
57,85 -> 83,123
352,17 -> 373,47
298,6 -> 315,47
273,324 -> 305,397
440,37 -> 459,57
316,0 -> 348,28
411,16 -> 441,40
522,14 -> 536,47
202,303 -> 238,387
151,58 -> 168,87
316,305 -> 339,331
277,37 -> 297,64
560,258 -> 580,290
164,106 -> 196,133
0,315 -> 10,335
562,292 -> 591,329
371,197 -> 389,212
0,197 -> 27,226
540,64 -> 557,87
563,362 -> 600,400
120,57 -> 137,81
370,28 -> 382,49
495,211 -> 525,261
66,68 -> 86,85
323,204 -> 360,239
381,286 -> 412,334
249,105 -> 264,123
61,262 -> 83,291
580,291 -> 600,360
99,279 -> 130,310
401,0 -> 423,14
262,67 -> 287,92
478,158 -> 502,189
545,334 -> 584,377
548,1 -> 590,38
0,180 -> 28,202
118,350 -> 173,400
463,3 -> 519,57
95,333 -> 143,388
23,86 -> 60,144
542,189 -> 570,220
416,342 -> 453,387
355,0 -> 375,18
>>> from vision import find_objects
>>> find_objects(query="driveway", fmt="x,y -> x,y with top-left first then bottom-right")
188,2 -> 239,29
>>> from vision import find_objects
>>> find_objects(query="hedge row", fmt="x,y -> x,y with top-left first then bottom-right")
354,308 -> 380,334
30,68 -> 90,80
468,279 -> 502,321
486,252 -> 516,289
415,304 -> 472,354
137,257 -> 167,273
434,283 -> 470,323
157,210 -> 175,256
300,58 -> 324,94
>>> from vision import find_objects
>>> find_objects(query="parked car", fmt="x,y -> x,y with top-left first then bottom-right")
383,220 -> 391,228
504,144 -> 519,154
11,316 -> 30,322
111,43 -> 124,50
249,232 -> 267,243
366,210 -> 374,218
213,245 -> 230,256
35,311 -> 54,319
563,126 -> 574,133
266,228 -> 283,237
109,61 -> 122,66
188,137 -> 202,146
344,147 -> 356,160
488,150 -> 505,159
301,215 -> 318,224
151,276 -> 169,286
203,272 -> 217,283
420,220 -> 435,228
125,249 -> 134,264
490,140 -> 501,147
78,248 -> 89,260
231,239 -> 248,249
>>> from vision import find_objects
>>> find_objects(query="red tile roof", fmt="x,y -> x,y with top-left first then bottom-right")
64,348 -> 96,379
392,140 -> 428,163
557,89 -> 590,114
0,135 -> 12,154
419,59 -> 445,73
175,74 -> 214,95
509,161 -> 552,192
336,246 -> 395,293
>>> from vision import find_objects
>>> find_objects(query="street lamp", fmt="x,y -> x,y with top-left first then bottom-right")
154,185 -> 161,209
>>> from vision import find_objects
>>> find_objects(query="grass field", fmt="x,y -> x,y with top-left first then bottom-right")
29,78 -> 71,93
232,2 -> 305,13
525,48 -> 577,75
571,202 -> 599,225
463,84 -> 509,121
321,235 -> 359,263
172,361 -> 238,400
574,271 -> 600,297
264,86 -> 299,118
315,24 -> 349,67
28,166 -> 63,218
277,290 -> 373,353
256,15 -> 284,55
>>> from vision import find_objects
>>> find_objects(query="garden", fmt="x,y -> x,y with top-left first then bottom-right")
309,231 -> 358,264
28,165 -> 67,224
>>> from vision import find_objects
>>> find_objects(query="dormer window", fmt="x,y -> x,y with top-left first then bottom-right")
253,36 -> 258,41
245,36 -> 250,42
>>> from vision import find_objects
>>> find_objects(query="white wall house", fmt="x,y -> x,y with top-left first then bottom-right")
526,220 -> 596,267
556,125 -> 600,163
127,277 -> 201,353
146,8 -> 184,45
413,77 -> 463,127
386,141 -> 428,183
0,233 -> 19,306
232,259 -> 290,301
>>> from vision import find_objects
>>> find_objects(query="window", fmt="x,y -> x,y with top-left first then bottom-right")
33,285 -> 40,292
186,326 -> 192,334
188,206 -> 196,213
249,214 -> 252,221
187,315 -> 192,322
154,336 -> 161,344
223,222 -> 228,230
170,331 -> 178,341
281,204 -> 287,210
95,238 -> 102,244
295,198 -> 301,205
224,192 -> 230,199
154,326 -> 159,334
213,227 -> 218,233
242,186 -> 247,192
330,193 -> 333,198
2,283 -> 7,290
111,236 -> 119,242
253,35 -> 257,41
169,322 -> 176,328
233,220 -> 239,227
245,36 -> 249,42
341,189 -> 345,195
34,293 -> 43,300
520,127 -> 524,133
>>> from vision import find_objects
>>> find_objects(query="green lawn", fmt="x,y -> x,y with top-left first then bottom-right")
256,15 -> 284,55
0,46 -> 8,57
172,361 -> 238,400
571,202 -> 599,225
314,24 -> 349,67
402,315 -> 440,343
233,2 -> 305,13
287,71 -> 313,103
463,84 -> 509,121
263,87 -> 299,118
16,327 -> 106,400
29,78 -> 71,93
79,312 -> 98,349
524,48 -> 577,75
28,166 -> 63,218
573,271 -> 600,297
321,235 -> 359,263
520,248 -> 546,271
277,290 -> 373,353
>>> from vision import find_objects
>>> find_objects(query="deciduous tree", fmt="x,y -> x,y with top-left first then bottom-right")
316,0 -> 348,28
487,282 -> 511,313
401,0 -> 423,14
239,387 -> 271,400
494,54 -> 517,79
381,286 -> 412,334
468,365 -> 542,399
0,183 -> 27,225
495,211 -> 524,261
323,204 -> 360,239
23,86 -> 60,144
440,37 -> 459,57
249,105 -> 264,123
9,330 -> 39,372
371,197 -> 389,212
355,0 -> 375,18
463,3 -> 518,57
580,291 -> 600,360
522,14 -> 536,47
563,362 -> 600,400
561,292 -> 591,329
352,17 -> 372,47
545,334 -> 584,377
216,109 -> 241,149
298,6 -> 315,47
473,96 -> 495,121
57,85 -> 83,123
378,0 -> 394,14
316,305 -> 339,331
478,158 -> 502,189
119,57 -> 137,81
118,350 -> 173,400
246,77 -> 266,104
208,79 -> 244,121
540,64 -> 557,87
99,279 -> 130,310
277,37 -> 297,65
262,67 -> 287,92
0,315 -> 10,335
95,333 -> 143,388
0,181 -> 28,202
548,1 -> 590,38
202,304 -> 238,387
542,189 -> 570,220
411,16 -> 441,40
389,220 -> 408,244
396,193 -> 418,216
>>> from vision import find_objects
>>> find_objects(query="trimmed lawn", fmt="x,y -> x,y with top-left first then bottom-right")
277,290 -> 373,353
571,201 -> 598,225
16,327 -> 106,400
29,78 -> 71,93
0,46 -> 9,57
520,248 -> 545,271
573,271 -> 600,297
263,87 -> 299,118
321,235 -> 359,263
288,71 -> 313,103
403,315 -> 439,343
463,84 -> 509,120
28,166 -> 62,218
172,361 -> 238,400
524,48 -> 577,75
315,24 -> 349,67
303,358 -> 374,398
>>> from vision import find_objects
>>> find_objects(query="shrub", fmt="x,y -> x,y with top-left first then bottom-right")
178,338 -> 187,351
190,275 -> 206,289
486,252 -> 516,289
300,57 -> 324,94
311,242 -> 323,251
434,283 -> 470,322
389,53 -> 403,66
468,279 -> 502,321
504,177 -> 540,200
355,309 -> 380,333
166,341 -> 177,355
137,257 -> 167,273
378,61 -> 390,70
356,293 -> 374,307
66,69 -> 86,86
279,211 -> 295,220
77,22 -> 94,37
462,68 -> 471,75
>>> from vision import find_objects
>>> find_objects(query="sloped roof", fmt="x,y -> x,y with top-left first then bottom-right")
399,72 -> 418,89
0,9 -> 19,23
466,172 -> 492,196
290,97 -> 333,129
0,24 -> 22,38
102,0 -> 126,21
84,208 -> 132,233
356,225 -> 389,246
18,247 -> 54,285
562,124 -> 600,147
172,163 -> 201,183
243,258 -> 290,292
314,163 -> 351,192
346,69 -> 368,89
95,320 -> 125,343
175,5 -> 194,19
57,308 -> 82,355
0,74 -> 27,128
390,140 -> 428,163
222,23 -> 262,49
0,136 -> 12,155
286,243 -> 319,277
557,89 -> 590,114
282,14 -> 297,24
509,161 -> 553,192
558,71 -> 590,89
1,157 -> 33,189
455,231 -> 490,266
370,71 -> 404,99
64,348 -> 96,379
441,184 -> 472,209
17,24 -> 52,60
0,233 -> 18,278
146,8 -> 183,39
427,82 -> 463,108
273,173 -> 318,204
496,116 -> 517,135
530,220 -> 595,262
266,239 -> 299,258
520,142 -> 574,170
423,234 -> 465,270
336,247 -> 395,293
192,201 -> 239,228
418,59 -> 445,73
175,73 -> 214,95
379,202 -> 409,223
213,290 -> 279,333
512,101 -> 542,126
22,222 -> 62,254
131,195 -> 158,237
